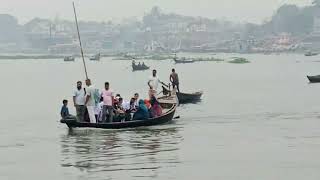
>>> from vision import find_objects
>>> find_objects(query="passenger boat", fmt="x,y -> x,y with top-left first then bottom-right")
60,98 -> 177,129
307,75 -> 320,83
305,52 -> 318,57
90,53 -> 101,61
60,4 -> 179,130
132,61 -> 150,71
173,53 -> 195,64
64,56 -> 75,62
162,86 -> 202,104
173,57 -> 195,64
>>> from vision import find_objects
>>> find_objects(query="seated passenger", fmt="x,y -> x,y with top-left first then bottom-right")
114,98 -> 126,122
122,98 -> 136,121
133,93 -> 139,108
133,99 -> 149,120
122,98 -> 132,110
144,99 -> 153,118
60,99 -> 74,119
150,95 -> 162,117
144,99 -> 151,109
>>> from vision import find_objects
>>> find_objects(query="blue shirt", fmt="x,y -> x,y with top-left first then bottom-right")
60,105 -> 69,118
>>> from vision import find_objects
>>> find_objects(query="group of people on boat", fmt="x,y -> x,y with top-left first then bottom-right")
132,60 -> 148,68
61,69 -> 180,123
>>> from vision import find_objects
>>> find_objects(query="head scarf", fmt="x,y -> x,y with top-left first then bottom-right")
139,99 -> 148,112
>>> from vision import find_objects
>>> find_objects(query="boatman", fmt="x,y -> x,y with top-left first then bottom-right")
73,81 -> 86,122
170,68 -> 180,92
148,69 -> 166,97
84,79 -> 97,123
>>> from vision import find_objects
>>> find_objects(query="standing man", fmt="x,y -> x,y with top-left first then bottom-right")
170,68 -> 180,92
101,82 -> 114,123
148,69 -> 166,97
84,79 -> 97,123
73,81 -> 86,122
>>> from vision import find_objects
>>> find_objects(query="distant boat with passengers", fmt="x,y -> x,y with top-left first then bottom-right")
64,56 -> 75,62
132,60 -> 150,71
90,53 -> 101,61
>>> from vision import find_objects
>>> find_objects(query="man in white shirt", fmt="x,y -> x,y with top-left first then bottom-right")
148,69 -> 166,97
94,101 -> 104,123
73,81 -> 86,122
84,79 -> 97,123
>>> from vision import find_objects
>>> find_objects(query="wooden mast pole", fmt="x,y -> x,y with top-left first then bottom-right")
72,2 -> 89,79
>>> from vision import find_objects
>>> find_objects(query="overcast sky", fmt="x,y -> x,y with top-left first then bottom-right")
1,0 -> 312,24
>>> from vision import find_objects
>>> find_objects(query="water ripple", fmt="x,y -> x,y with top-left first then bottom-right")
60,126 -> 183,178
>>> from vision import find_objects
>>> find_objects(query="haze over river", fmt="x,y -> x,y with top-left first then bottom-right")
1,53 -> 320,180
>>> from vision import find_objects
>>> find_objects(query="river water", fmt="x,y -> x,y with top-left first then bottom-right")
0,53 -> 320,180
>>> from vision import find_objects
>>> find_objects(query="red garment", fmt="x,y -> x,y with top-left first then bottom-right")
144,99 -> 151,109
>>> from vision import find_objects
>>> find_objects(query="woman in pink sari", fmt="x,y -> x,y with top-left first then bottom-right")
150,95 -> 162,117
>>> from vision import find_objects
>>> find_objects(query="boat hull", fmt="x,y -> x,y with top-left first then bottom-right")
174,59 -> 195,64
64,57 -> 75,61
132,64 -> 150,71
162,86 -> 202,104
60,103 -> 177,129
307,75 -> 320,83
177,92 -> 202,103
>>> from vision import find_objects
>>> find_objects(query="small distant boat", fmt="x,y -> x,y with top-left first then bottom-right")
162,86 -> 203,104
60,99 -> 177,129
132,61 -> 150,71
64,56 -> 75,62
173,57 -> 195,64
307,75 -> 320,83
90,53 -> 101,61
305,52 -> 318,56
173,54 -> 195,64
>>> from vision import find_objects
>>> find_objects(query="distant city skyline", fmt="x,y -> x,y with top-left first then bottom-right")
1,0 -> 313,24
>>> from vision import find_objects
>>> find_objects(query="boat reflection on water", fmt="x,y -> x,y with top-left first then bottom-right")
60,125 -> 182,179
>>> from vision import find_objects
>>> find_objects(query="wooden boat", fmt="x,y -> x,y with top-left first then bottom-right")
64,56 -> 75,62
305,52 -> 318,57
132,61 -> 150,71
162,86 -> 202,104
173,57 -> 195,64
90,53 -> 100,61
307,75 -> 320,83
60,101 -> 177,129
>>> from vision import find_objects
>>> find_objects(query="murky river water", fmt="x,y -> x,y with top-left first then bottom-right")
0,53 -> 320,180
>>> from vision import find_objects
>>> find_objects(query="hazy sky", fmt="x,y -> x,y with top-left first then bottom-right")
1,0 -> 312,24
